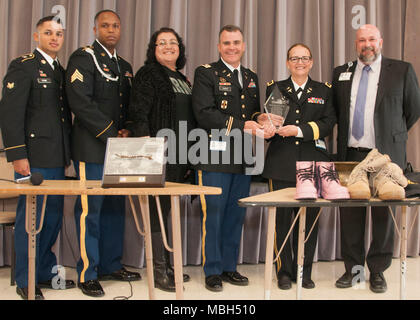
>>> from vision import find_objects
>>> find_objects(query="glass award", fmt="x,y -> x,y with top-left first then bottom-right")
264,85 -> 290,128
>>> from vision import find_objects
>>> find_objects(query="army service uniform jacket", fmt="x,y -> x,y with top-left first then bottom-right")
263,77 -> 336,182
0,50 -> 71,168
65,41 -> 133,164
192,60 -> 261,174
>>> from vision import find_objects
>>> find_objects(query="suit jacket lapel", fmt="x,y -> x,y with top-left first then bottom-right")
374,57 -> 391,113
343,61 -> 357,125
282,77 -> 298,104
34,50 -> 56,83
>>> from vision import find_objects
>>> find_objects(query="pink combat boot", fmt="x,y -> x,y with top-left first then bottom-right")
295,161 -> 318,200
316,162 -> 350,200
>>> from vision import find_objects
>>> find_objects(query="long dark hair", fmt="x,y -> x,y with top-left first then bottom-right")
145,27 -> 186,70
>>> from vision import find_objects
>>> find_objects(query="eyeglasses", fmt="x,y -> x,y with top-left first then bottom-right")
288,56 -> 312,64
155,40 -> 179,47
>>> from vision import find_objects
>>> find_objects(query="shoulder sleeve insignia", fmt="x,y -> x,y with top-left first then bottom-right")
267,80 -> 274,87
21,53 -> 35,62
325,82 -> 332,88
202,64 -> 211,69
71,69 -> 84,83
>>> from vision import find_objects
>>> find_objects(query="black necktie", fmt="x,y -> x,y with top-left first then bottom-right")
233,69 -> 242,89
296,87 -> 303,99
52,60 -> 62,84
111,57 -> 121,74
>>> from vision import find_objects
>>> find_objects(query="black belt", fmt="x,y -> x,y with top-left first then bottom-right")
348,147 -> 372,153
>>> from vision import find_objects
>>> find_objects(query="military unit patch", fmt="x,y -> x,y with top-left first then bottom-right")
71,69 -> 84,83
6,82 -> 14,90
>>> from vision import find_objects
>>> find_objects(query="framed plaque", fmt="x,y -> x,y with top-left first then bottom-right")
102,137 -> 166,188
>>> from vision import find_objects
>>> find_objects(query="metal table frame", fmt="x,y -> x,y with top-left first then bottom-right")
239,188 -> 419,300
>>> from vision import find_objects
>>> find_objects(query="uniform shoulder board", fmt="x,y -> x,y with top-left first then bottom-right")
267,80 -> 274,87
82,46 -> 94,52
202,64 -> 212,69
20,53 -> 35,62
325,82 -> 332,88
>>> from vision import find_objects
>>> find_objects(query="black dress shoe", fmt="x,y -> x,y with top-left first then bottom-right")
205,275 -> 223,292
16,286 -> 44,300
78,280 -> 105,298
38,279 -> 76,290
98,267 -> 141,282
221,271 -> 249,286
335,272 -> 355,288
277,273 -> 292,290
302,278 -> 315,289
369,272 -> 387,293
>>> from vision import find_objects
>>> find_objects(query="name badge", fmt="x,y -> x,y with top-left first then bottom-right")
315,139 -> 327,150
210,141 -> 227,152
339,72 -> 352,81
37,78 -> 52,84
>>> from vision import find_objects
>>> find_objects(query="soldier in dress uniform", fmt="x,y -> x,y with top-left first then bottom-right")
0,16 -> 75,300
65,9 -> 140,298
192,25 -> 280,292
263,44 -> 336,290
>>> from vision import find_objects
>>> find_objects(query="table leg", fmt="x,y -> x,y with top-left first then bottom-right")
400,206 -> 407,300
296,207 -> 306,300
264,207 -> 277,300
26,195 -> 37,301
138,195 -> 155,300
171,196 -> 184,300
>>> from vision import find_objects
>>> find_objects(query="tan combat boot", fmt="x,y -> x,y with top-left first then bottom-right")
347,149 -> 391,199
370,162 -> 408,200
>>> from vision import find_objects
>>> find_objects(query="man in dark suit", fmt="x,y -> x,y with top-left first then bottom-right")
192,25 -> 279,292
333,24 -> 420,293
0,16 -> 74,300
65,10 -> 140,298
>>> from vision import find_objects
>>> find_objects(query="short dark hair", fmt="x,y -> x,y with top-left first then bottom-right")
94,10 -> 121,24
145,27 -> 187,70
219,25 -> 244,40
287,43 -> 313,60
36,15 -> 63,28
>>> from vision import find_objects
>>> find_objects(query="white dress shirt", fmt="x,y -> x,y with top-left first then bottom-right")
348,55 -> 382,149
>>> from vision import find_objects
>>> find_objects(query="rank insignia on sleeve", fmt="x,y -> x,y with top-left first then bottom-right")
71,69 -> 84,83
7,82 -> 15,90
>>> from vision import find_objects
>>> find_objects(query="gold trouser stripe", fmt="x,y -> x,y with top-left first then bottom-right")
198,170 -> 207,268
269,179 -> 282,273
79,162 -> 89,283
308,122 -> 320,141
4,144 -> 26,151
96,121 -> 114,138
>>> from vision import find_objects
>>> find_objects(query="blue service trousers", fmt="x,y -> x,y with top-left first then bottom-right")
14,167 -> 65,289
199,171 -> 251,276
74,162 -> 125,283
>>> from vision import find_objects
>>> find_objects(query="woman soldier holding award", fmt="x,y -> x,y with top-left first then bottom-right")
127,27 -> 194,292
262,43 -> 337,290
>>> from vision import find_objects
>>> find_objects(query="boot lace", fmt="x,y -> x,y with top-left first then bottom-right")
320,164 -> 340,182
297,166 -> 315,182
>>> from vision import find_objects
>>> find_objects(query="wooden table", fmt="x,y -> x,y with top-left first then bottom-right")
239,188 -> 420,300
0,180 -> 221,300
